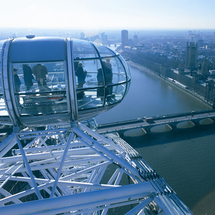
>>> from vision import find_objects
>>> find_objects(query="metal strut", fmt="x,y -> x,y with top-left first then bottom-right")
0,123 -> 193,214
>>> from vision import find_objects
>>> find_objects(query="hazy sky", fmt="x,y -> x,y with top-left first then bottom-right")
0,0 -> 215,30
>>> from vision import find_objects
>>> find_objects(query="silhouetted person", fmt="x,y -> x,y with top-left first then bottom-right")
106,59 -> 112,70
74,57 -> 80,71
23,64 -> 34,90
13,68 -> 21,92
105,59 -> 113,99
32,64 -> 48,90
75,62 -> 86,99
97,61 -> 113,102
97,65 -> 104,98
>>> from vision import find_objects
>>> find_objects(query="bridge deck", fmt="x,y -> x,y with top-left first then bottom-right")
97,110 -> 215,134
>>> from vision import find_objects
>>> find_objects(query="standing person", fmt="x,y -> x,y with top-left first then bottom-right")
74,57 -> 80,71
23,64 -> 34,90
13,68 -> 21,92
32,64 -> 48,90
75,62 -> 86,99
104,60 -> 113,102
106,59 -> 112,70
97,61 -> 113,102
97,63 -> 105,99
75,62 -> 86,87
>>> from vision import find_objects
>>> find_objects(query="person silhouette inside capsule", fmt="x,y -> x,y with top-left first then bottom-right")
105,59 -> 113,100
75,62 -> 86,99
22,64 -> 34,91
13,68 -> 21,92
97,61 -> 113,103
32,64 -> 48,91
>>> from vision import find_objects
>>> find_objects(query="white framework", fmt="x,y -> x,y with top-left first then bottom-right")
0,123 -> 192,214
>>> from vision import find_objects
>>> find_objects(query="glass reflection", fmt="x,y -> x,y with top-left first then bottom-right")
74,52 -> 130,111
110,84 -> 126,103
12,61 -> 68,116
77,88 -> 103,110
76,83 -> 126,110
119,55 -> 131,80
93,43 -> 116,57
105,57 -> 127,84
75,59 -> 104,88
73,39 -> 98,59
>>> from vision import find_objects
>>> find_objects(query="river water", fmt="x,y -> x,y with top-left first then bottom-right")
96,64 -> 210,124
95,63 -> 215,214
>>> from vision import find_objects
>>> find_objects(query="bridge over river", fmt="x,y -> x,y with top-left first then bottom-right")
97,110 -> 215,135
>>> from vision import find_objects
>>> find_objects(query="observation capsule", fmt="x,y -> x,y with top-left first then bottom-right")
0,37 -> 131,127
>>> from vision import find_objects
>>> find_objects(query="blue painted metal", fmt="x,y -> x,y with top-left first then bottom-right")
9,37 -> 67,62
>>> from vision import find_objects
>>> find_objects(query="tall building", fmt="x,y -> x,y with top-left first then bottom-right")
197,39 -> 203,48
201,58 -> 210,78
100,32 -> 108,45
121,30 -> 128,47
185,42 -> 198,72
80,32 -> 85,39
133,35 -> 138,45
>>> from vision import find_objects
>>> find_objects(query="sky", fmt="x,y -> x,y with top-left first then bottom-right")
0,0 -> 215,31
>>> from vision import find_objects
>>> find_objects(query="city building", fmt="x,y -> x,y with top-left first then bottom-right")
201,58 -> 210,78
121,30 -> 128,47
100,32 -> 108,45
133,35 -> 138,45
185,42 -> 198,72
80,32 -> 85,39
197,39 -> 204,48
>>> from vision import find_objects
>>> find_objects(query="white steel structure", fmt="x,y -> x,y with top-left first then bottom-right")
0,37 -> 193,214
0,123 -> 192,214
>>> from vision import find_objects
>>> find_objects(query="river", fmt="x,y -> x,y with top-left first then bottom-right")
95,63 -> 210,124
95,62 -> 215,214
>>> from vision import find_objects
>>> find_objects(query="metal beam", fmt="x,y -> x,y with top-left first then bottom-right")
0,183 -> 154,215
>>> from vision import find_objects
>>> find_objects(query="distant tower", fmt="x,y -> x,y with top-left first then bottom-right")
197,39 -> 203,48
185,42 -> 198,73
205,80 -> 214,103
201,58 -> 210,79
80,32 -> 85,39
188,30 -> 192,36
133,35 -> 138,45
121,30 -> 128,47
100,32 -> 108,45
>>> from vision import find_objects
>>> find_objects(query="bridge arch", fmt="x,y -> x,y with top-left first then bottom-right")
199,118 -> 214,125
176,121 -> 196,129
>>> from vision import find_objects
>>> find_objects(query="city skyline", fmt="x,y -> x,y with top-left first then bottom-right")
0,0 -> 215,31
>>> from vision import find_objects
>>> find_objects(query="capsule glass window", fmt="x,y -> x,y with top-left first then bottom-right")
77,88 -> 104,110
74,59 -> 104,89
119,55 -> 131,80
12,61 -> 68,116
73,39 -> 99,59
102,57 -> 127,84
93,43 -> 116,57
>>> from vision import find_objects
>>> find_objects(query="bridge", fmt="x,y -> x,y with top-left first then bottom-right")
97,110 -> 215,134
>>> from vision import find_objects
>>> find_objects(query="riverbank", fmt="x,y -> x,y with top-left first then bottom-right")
127,61 -> 212,109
